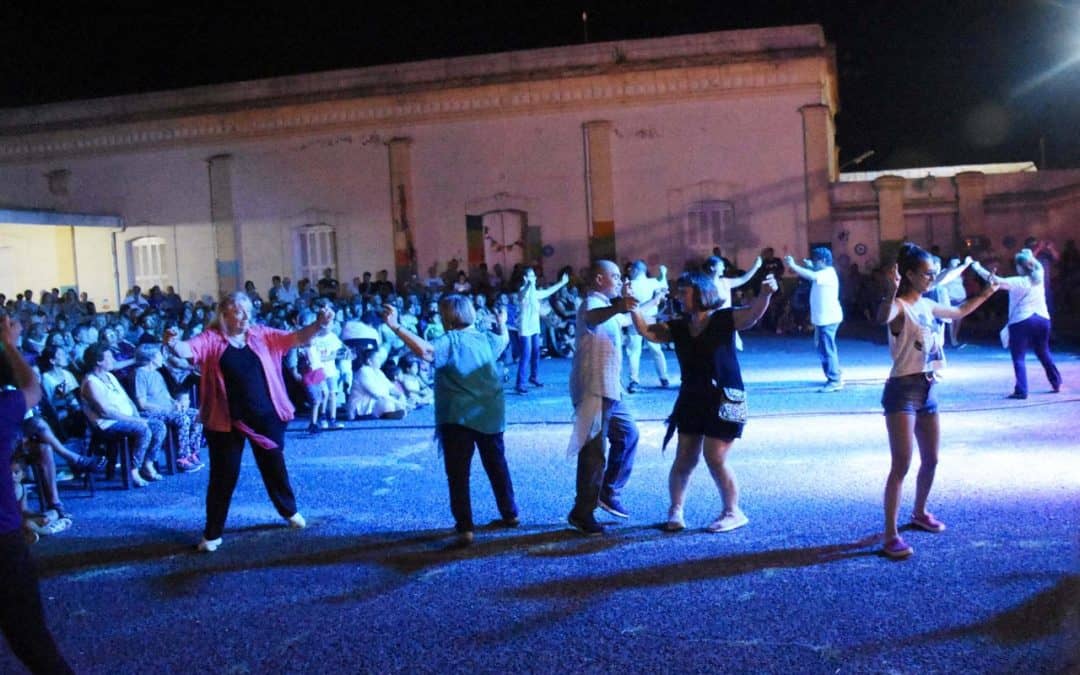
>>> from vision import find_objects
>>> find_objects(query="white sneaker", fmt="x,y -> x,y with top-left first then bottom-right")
663,506 -> 685,532
819,381 -> 844,393
197,537 -> 222,552
287,513 -> 307,529
707,509 -> 749,533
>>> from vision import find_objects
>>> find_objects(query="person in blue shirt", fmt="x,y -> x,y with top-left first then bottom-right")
0,314 -> 74,673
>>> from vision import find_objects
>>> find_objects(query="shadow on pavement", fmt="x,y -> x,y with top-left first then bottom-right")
511,535 -> 882,599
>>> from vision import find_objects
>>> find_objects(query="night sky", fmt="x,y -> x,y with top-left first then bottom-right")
3,0 -> 1078,170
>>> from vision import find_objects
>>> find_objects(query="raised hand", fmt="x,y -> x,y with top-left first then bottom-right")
381,304 -> 399,330
760,273 -> 779,295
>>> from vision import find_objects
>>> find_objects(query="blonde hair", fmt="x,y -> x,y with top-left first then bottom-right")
438,294 -> 476,330
1014,249 -> 1044,284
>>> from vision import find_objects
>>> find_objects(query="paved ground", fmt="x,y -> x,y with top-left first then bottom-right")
6,331 -> 1079,674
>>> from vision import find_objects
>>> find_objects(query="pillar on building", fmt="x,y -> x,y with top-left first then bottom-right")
799,104 -> 835,249
873,175 -> 906,262
954,171 -> 986,248
207,154 -> 240,297
388,137 -> 417,286
583,120 -> 616,262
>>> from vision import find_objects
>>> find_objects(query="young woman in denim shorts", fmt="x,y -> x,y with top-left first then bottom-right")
876,243 -> 999,559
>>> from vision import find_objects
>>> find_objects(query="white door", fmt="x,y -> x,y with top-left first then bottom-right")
129,236 -> 170,290
295,224 -> 337,284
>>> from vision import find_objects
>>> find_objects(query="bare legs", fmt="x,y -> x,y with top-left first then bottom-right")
669,433 -> 738,514
884,411 -> 939,540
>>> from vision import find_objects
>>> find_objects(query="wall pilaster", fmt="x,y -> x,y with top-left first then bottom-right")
207,154 -> 240,297
799,104 -> 835,248
387,137 -> 417,285
583,120 -> 616,262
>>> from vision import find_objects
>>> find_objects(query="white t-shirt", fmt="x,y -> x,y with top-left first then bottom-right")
809,266 -> 844,326
629,276 -> 664,318
1000,276 -> 1050,325
309,332 -> 345,378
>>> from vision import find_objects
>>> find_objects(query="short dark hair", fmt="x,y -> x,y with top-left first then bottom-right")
676,271 -> 721,312
83,343 -> 110,369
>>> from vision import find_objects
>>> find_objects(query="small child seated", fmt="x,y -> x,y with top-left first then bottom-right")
396,354 -> 433,409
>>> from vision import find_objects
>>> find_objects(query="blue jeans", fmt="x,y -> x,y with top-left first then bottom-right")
573,398 -> 639,515
1008,315 -> 1061,396
440,424 -> 518,533
100,417 -> 166,467
814,322 -> 842,384
516,333 -> 542,388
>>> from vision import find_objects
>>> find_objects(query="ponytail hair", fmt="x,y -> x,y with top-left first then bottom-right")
896,242 -> 932,296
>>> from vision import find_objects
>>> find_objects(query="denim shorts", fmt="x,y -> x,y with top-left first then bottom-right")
881,372 -> 938,415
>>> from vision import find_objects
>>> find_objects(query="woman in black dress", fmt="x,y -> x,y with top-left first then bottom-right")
632,271 -> 777,533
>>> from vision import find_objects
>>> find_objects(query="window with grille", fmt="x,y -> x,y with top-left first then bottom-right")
686,200 -> 735,251
295,224 -> 337,284
130,237 -> 170,290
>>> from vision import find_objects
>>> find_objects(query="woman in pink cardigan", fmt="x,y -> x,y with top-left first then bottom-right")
165,292 -> 332,552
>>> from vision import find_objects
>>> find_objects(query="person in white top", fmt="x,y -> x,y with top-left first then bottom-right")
875,243 -> 997,560
566,260 -> 640,536
514,267 -> 569,394
625,260 -> 670,392
971,249 -> 1062,399
703,255 -> 762,309
784,248 -> 845,391
308,317 -> 348,429
80,343 -> 167,488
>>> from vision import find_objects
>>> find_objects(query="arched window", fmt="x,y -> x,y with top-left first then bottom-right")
294,223 -> 337,285
129,236 -> 170,290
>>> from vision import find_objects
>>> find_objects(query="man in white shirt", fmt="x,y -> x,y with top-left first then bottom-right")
784,248 -> 845,392
625,260 -> 669,392
566,260 -> 640,535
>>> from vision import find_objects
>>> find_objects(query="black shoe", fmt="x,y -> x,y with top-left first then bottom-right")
307,422 -> 321,433
1007,392 -> 1027,400
598,495 -> 629,519
529,379 -> 544,388
659,378 -> 670,388
626,380 -> 639,394
514,386 -> 529,395
567,511 -> 604,536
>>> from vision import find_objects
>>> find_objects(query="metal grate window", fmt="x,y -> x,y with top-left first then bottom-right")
686,200 -> 734,251
130,236 -> 170,290
295,224 -> 337,285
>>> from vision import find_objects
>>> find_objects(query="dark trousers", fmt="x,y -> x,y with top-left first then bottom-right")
204,429 -> 298,540
1008,315 -> 1061,396
440,424 -> 517,533
516,333 -> 542,387
0,531 -> 74,674
573,398 -> 639,515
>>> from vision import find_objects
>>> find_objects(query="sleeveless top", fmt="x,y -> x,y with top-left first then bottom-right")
888,297 -> 943,378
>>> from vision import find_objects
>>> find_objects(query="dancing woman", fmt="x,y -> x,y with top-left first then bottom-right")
631,271 -> 776,533
876,243 -> 998,559
971,249 -> 1062,399
383,295 -> 518,546
165,292 -> 333,552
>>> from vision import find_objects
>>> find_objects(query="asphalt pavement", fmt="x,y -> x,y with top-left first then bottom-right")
5,331 -> 1078,674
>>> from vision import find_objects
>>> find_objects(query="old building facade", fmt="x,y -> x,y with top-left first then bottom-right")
0,24 -> 1076,307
